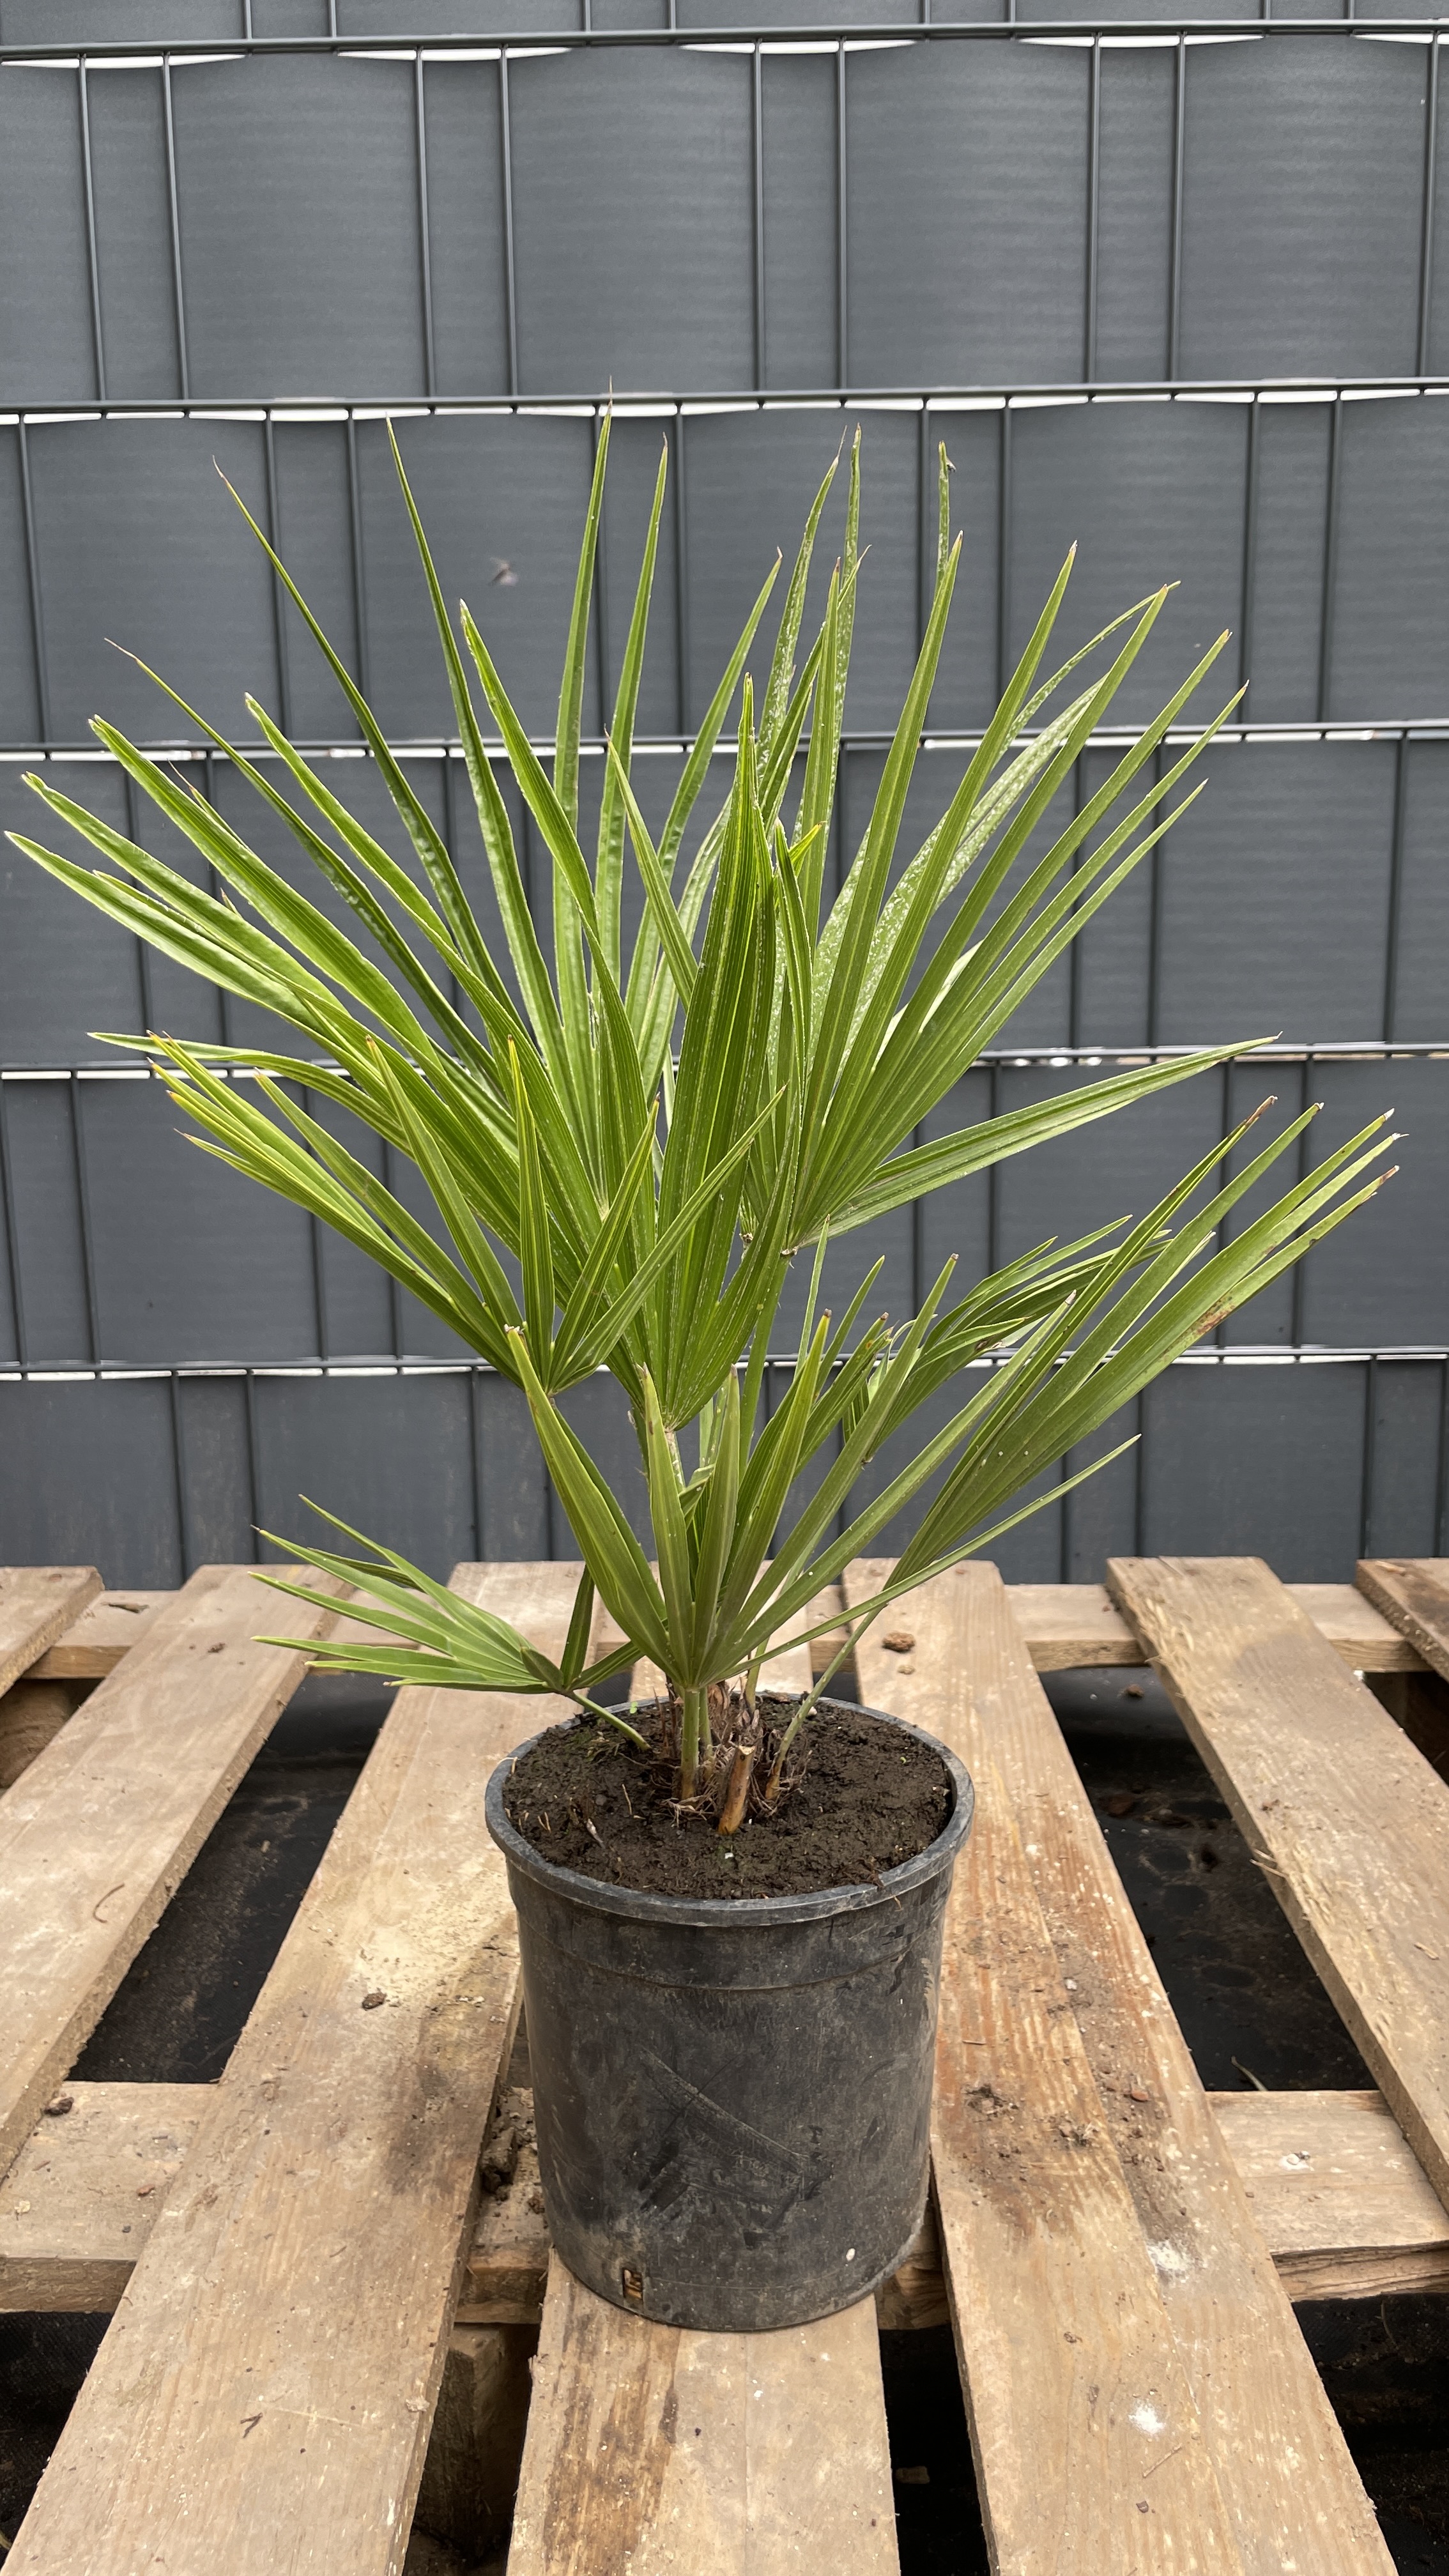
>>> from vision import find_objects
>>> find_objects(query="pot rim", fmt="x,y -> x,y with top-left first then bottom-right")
484,1694 -> 974,1929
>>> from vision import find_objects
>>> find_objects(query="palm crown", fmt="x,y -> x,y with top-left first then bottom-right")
14,420 -> 1394,1799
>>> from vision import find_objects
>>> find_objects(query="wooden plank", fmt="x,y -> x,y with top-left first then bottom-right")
855,1575 -> 1248,2574
0,1680 -> 84,1795
3,1561 -> 581,2576
1005,1581 -> 1422,1674
1356,1557 -> 1449,1684
12,2076 -> 1448,2324
1108,1555 -> 1449,2216
1208,2090 -> 1449,2301
24,1588 -> 172,1679
1290,1583 -> 1425,1673
510,2255 -> 897,2576
1,2079 -> 206,2311
847,1558 -> 1395,2576
0,1566 -> 102,1696
0,1562 -> 344,2182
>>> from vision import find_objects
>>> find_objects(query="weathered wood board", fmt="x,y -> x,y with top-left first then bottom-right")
24,1588 -> 171,1679
0,1563 -> 343,2182
0,1565 -> 102,1696
1208,2090 -> 1449,2301
847,1559 -> 1397,2576
1110,1556 -> 1449,2216
1356,1558 -> 1449,1685
1,2080 -> 206,2310
858,1577 -> 1246,2573
3,1563 -> 581,2576
509,2255 -> 898,2576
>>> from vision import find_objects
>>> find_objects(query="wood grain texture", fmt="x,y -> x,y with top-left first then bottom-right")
1356,1558 -> 1449,1685
24,1588 -> 173,1679
12,2077 -> 1446,2322
856,1577 -> 1246,2575
1008,1581 -> 1422,1673
847,1559 -> 1395,2576
1208,2090 -> 1449,2300
510,2254 -> 897,2576
4,1561 -> 583,2576
1,2080 -> 206,2311
0,1563 -> 344,2183
0,1566 -> 102,1696
1109,1556 -> 1449,2215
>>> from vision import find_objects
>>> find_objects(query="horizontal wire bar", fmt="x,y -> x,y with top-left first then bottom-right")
7,718 -> 1449,763
4,374 -> 1449,419
4,1345 -> 1446,1384
0,22 -> 1445,63
4,1041 -> 1443,1076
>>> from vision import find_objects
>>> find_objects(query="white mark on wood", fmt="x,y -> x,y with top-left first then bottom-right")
1130,2402 -> 1167,2437
1147,2241 -> 1191,2280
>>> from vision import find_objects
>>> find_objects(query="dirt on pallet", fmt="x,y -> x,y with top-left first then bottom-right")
502,1696 -> 954,1901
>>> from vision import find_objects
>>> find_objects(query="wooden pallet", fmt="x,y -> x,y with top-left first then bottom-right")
1,1556 -> 1448,2572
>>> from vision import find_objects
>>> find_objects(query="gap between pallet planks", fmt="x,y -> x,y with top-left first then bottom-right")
1109,1557 -> 1449,2218
847,1560 -> 1398,2576
1,1561 -> 581,2576
0,1565 -> 102,1694
0,1565 -> 346,2181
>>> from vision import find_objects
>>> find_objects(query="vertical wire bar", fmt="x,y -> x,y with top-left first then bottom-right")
302,1085 -> 329,1364
1167,36 -> 1186,379
1215,1052 -> 1232,1346
499,54 -> 520,399
753,45 -> 767,391
1084,36 -> 1101,382
986,1059 -> 1000,1280
1418,34 -> 1441,375
263,417 -> 294,737
1316,394 -> 1342,725
590,410 -> 610,733
671,411 -> 691,734
78,61 -> 107,401
667,0 -> 677,28
1435,1354 -> 1449,1554
162,56 -> 190,399
1290,1052 -> 1312,1351
121,775 -> 157,1035
1359,1351 -> 1379,1561
0,1084 -> 30,1369
1238,396 -> 1261,715
345,414 -> 372,703
995,405 -> 1013,703
581,0 -> 592,33
1146,744 -> 1165,1048
169,1373 -> 194,1581
16,423 -> 52,745
243,0 -> 253,34
1067,751 -> 1085,1048
415,54 -> 438,399
836,45 -> 848,393
1383,732 -> 1407,1044
68,1074 -> 102,1365
916,404 -> 931,650
328,0 -> 338,34
203,751 -> 234,1048
383,1141 -> 404,1361
467,1365 -> 484,1563
244,1367 -> 262,1558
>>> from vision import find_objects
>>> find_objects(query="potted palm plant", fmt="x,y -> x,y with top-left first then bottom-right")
15,422 -> 1392,2331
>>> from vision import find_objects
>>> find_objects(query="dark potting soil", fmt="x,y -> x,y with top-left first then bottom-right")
502,1696 -> 954,1900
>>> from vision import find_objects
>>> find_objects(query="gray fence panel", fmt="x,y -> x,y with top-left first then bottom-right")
3,40 -> 1449,402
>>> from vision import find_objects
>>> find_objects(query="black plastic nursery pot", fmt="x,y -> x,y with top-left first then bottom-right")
484,1698 -> 974,2334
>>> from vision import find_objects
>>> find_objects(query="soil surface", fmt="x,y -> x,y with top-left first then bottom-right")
502,1696 -> 954,1900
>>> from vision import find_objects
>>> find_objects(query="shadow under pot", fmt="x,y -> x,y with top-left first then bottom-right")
484,1697 -> 974,2334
